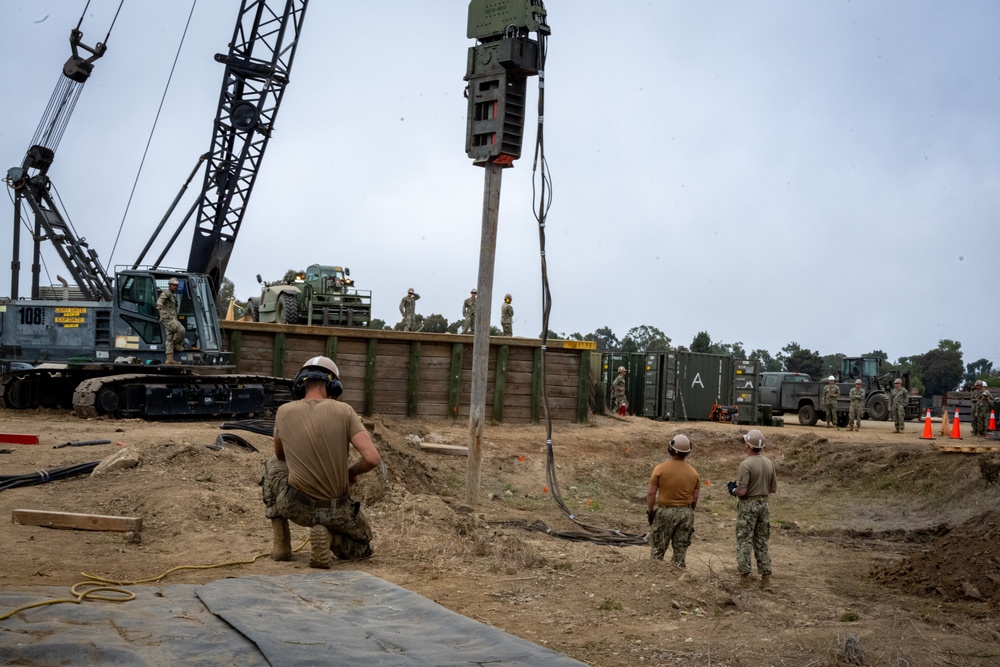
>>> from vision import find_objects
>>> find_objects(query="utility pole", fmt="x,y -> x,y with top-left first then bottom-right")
463,0 -> 549,506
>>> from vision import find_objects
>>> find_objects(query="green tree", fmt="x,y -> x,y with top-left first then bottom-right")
965,358 -> 993,385
912,340 -> 964,397
215,277 -> 236,318
750,348 -> 781,372
620,325 -> 670,354
861,350 -> 888,361
586,327 -> 619,351
779,342 -> 823,379
369,318 -> 387,330
422,314 -> 450,333
690,331 -> 711,353
819,352 -> 846,379
281,269 -> 304,284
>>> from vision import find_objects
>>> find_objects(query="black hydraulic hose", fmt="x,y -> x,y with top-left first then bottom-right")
0,462 -> 100,493
220,419 -> 275,437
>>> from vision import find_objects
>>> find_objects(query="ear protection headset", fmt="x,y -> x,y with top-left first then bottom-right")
291,365 -> 343,399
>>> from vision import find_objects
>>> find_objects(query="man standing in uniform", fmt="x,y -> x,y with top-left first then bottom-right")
889,378 -> 907,433
823,376 -> 840,428
848,378 -> 865,431
972,380 -> 993,437
500,293 -> 514,336
156,277 -> 186,365
260,356 -> 382,567
646,434 -> 700,568
462,288 -> 477,334
399,288 -> 420,331
729,429 -> 777,589
611,366 -> 628,415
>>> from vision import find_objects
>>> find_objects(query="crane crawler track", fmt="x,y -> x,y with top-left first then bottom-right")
71,372 -> 294,419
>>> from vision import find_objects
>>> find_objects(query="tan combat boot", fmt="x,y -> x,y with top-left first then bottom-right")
847,425 -> 854,432
760,574 -> 772,590
270,518 -> 291,561
740,573 -> 753,589
309,525 -> 333,569
164,351 -> 180,365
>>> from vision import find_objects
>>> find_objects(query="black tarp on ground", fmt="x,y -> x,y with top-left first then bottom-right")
0,571 -> 586,666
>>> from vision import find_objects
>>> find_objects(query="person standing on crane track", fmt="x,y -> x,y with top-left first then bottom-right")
645,434 -> 700,569
260,356 -> 382,567
156,277 -> 186,365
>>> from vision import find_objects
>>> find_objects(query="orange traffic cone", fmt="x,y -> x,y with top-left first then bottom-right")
920,409 -> 935,440
949,407 -> 962,440
941,409 -> 950,437
989,410 -> 997,432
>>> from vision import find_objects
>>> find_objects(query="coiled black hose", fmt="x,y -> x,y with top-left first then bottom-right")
0,462 -> 100,492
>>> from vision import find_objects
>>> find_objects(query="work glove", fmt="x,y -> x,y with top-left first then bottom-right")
647,510 -> 655,526
727,481 -> 738,497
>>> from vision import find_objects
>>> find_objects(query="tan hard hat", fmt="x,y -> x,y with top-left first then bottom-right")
669,434 -> 691,453
855,379 -> 862,384
504,293 -> 512,300
618,366 -> 626,373
975,380 -> 984,387
302,355 -> 340,379
168,277 -> 179,285
471,288 -> 477,294
407,287 -> 415,294
743,429 -> 765,449
894,378 -> 902,385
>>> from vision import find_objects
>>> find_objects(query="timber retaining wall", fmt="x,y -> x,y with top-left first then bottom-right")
221,321 -> 595,423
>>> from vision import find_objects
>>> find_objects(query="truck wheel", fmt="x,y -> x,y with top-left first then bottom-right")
868,395 -> 888,421
798,404 -> 818,426
247,297 -> 260,322
276,293 -> 298,324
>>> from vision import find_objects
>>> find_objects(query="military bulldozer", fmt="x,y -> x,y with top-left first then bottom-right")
249,264 -> 371,327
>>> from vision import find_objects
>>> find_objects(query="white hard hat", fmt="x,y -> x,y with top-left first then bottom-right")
855,379 -> 862,384
827,376 -> 835,381
743,430 -> 765,449
669,434 -> 691,453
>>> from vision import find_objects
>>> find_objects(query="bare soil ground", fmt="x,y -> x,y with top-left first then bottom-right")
1,409 -> 999,666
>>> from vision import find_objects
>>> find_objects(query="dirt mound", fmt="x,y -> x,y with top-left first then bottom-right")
872,510 -> 1000,604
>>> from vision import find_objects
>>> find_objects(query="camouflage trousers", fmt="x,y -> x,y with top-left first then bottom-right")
825,401 -> 838,425
162,317 -> 186,352
972,408 -> 988,436
260,456 -> 373,560
849,403 -> 863,428
736,498 -> 771,575
649,506 -> 694,567
891,405 -> 906,431
463,316 -> 475,334
401,314 -> 415,332
501,322 -> 512,336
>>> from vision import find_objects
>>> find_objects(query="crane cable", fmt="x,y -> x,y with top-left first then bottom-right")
108,0 -> 199,267
493,22 -> 647,547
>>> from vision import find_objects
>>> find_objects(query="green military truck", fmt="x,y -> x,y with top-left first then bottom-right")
758,357 -> 921,426
249,264 -> 371,327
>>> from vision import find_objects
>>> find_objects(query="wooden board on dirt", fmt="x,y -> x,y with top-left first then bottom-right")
937,443 -> 1000,454
419,443 -> 469,456
12,509 -> 143,533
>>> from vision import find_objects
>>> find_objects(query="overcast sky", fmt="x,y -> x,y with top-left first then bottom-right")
2,1 -> 997,368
